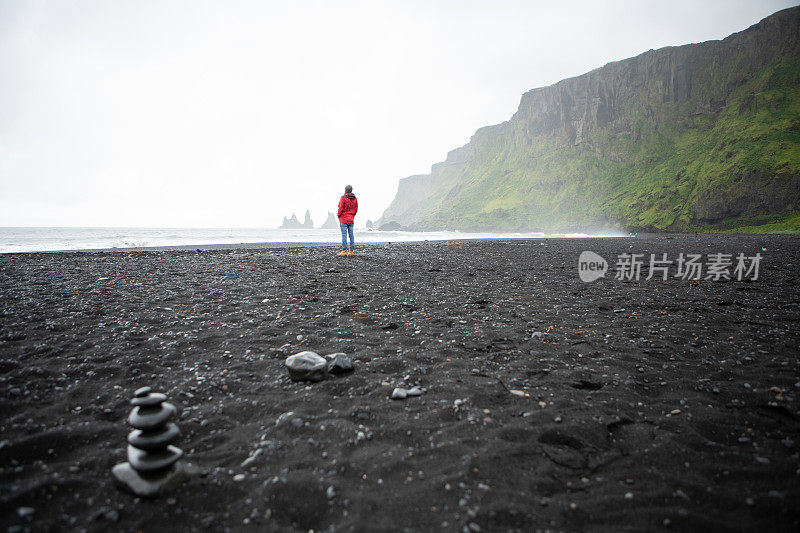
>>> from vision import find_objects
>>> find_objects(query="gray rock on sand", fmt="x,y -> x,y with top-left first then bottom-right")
391,388 -> 407,400
325,353 -> 354,374
391,386 -> 424,400
285,351 -> 328,382
17,507 -> 35,518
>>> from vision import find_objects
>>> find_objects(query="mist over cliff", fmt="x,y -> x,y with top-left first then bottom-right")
379,7 -> 800,233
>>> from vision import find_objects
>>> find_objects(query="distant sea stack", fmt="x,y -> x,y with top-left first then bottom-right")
321,212 -> 338,229
279,213 -> 302,229
379,7 -> 800,233
280,211 -> 314,229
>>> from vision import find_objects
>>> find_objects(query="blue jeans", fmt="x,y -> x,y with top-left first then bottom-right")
340,222 -> 354,250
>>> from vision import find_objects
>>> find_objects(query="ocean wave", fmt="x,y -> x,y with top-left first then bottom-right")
0,227 -> 619,253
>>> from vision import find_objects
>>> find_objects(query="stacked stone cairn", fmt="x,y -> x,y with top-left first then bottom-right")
112,386 -> 186,497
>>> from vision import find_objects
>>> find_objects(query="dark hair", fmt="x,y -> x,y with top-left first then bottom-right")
345,185 -> 353,193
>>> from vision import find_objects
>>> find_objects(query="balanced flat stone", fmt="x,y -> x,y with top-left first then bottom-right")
130,392 -> 167,407
325,353 -> 354,374
128,423 -> 181,451
134,386 -> 152,397
112,462 -> 186,498
128,444 -> 183,472
128,402 -> 177,430
285,351 -> 328,382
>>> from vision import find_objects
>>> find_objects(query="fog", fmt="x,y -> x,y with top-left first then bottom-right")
0,0 -> 794,228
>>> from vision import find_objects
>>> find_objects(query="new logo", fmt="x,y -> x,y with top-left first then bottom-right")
578,251 -> 608,282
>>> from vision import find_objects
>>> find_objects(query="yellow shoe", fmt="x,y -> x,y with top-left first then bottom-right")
337,250 -> 348,256
347,250 -> 354,256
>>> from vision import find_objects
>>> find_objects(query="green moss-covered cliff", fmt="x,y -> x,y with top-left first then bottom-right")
379,7 -> 800,233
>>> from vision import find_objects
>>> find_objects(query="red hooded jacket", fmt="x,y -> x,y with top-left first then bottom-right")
337,193 -> 358,224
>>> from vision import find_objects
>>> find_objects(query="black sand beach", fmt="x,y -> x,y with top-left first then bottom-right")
1,235 -> 799,532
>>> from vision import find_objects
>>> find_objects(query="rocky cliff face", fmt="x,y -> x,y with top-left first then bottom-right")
380,7 -> 800,232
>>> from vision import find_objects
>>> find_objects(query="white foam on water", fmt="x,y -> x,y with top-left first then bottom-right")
0,227 -> 618,253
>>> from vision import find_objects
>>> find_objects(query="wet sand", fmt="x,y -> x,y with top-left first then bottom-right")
1,234 -> 799,532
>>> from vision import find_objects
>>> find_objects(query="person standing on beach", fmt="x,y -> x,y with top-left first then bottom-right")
337,185 -> 358,256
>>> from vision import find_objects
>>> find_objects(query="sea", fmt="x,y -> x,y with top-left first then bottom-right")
0,227 -> 602,253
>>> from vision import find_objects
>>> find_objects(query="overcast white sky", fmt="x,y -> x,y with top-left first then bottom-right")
0,0 -> 796,228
